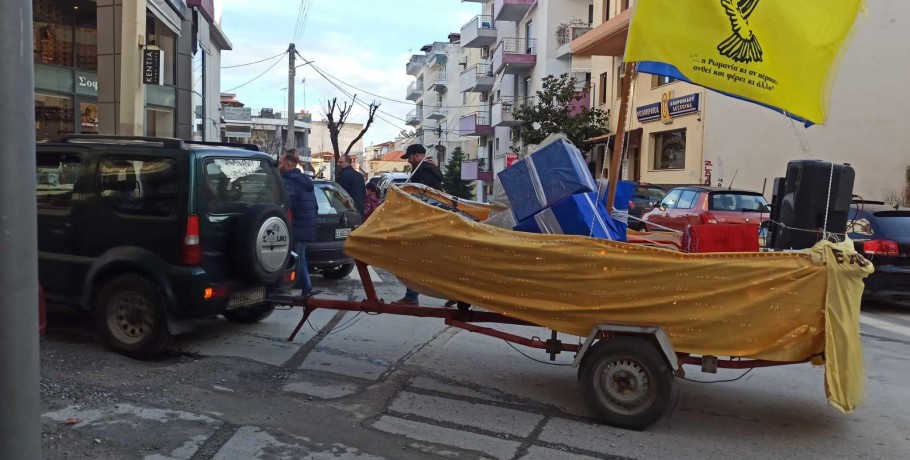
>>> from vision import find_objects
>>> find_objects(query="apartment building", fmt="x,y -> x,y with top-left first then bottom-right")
33,0 -> 231,142
457,0 -> 594,199
404,35 -> 478,174
572,1 -> 909,200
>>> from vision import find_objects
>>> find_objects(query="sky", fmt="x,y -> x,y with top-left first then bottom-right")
219,0 -> 479,148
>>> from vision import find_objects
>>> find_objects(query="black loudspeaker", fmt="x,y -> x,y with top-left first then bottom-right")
766,177 -> 786,248
772,160 -> 855,250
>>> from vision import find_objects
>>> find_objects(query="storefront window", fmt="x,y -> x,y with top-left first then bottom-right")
75,1 -> 98,71
147,108 -> 175,138
35,93 -> 74,141
652,129 -> 687,170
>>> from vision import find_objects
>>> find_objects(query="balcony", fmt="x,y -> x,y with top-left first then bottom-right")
492,96 -> 533,126
406,54 -> 427,76
460,15 -> 497,48
406,108 -> 422,126
406,80 -> 423,101
427,105 -> 447,121
570,6 -> 632,57
426,69 -> 448,92
425,42 -> 448,68
556,21 -> 593,59
458,112 -> 493,137
461,155 -> 495,181
492,38 -> 537,75
459,63 -> 494,93
494,0 -> 536,22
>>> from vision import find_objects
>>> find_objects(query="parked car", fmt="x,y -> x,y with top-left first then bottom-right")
307,180 -> 363,279
366,176 -> 383,188
642,186 -> 770,232
378,172 -> 410,201
629,183 -> 667,231
847,201 -> 910,307
36,135 -> 298,359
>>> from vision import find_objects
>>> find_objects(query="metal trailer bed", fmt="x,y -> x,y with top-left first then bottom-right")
274,261 -> 807,431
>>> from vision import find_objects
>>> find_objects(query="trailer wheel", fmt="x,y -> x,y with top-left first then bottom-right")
579,336 -> 677,430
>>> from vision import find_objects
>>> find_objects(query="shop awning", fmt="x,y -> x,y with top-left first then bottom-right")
570,8 -> 632,57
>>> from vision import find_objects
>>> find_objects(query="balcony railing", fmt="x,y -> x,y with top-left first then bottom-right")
405,108 -> 422,126
492,96 -> 534,126
458,111 -> 493,137
427,105 -> 447,120
426,42 -> 448,67
459,63 -> 494,93
492,38 -> 538,74
406,80 -> 423,101
556,21 -> 593,47
406,54 -> 427,76
460,15 -> 497,48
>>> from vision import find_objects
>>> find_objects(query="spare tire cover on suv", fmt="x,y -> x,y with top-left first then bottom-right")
233,204 -> 291,284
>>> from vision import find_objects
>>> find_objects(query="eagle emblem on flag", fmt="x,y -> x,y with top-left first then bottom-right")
717,0 -> 763,63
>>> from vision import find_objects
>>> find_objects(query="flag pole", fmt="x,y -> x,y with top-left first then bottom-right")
607,62 -> 637,213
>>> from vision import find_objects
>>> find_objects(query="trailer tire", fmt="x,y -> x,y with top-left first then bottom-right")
579,336 -> 676,430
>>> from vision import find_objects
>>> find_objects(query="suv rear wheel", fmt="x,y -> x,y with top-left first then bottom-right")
222,303 -> 275,324
94,274 -> 171,359
322,263 -> 355,280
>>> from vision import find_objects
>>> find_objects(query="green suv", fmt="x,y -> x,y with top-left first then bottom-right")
36,136 -> 298,358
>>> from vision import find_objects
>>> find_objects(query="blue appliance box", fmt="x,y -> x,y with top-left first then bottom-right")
513,192 -> 626,241
497,139 -> 596,222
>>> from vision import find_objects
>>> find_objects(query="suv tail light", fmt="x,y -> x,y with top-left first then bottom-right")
182,215 -> 203,265
699,212 -> 718,224
287,209 -> 294,222
862,239 -> 899,256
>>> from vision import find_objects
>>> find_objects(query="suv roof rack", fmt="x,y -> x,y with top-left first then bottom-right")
55,134 -> 185,149
183,140 -> 261,152
852,199 -> 886,205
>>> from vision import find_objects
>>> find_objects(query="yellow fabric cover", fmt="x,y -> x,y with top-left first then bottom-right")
346,187 -> 869,411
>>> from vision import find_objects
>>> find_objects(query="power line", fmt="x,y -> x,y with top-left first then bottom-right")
221,51 -> 286,69
224,54 -> 285,93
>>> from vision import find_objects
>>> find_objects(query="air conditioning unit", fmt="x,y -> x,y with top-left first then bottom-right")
480,46 -> 490,59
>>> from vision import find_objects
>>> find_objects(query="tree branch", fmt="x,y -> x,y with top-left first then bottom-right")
344,102 -> 380,157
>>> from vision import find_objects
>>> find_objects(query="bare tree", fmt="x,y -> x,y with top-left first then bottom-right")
324,96 -> 380,174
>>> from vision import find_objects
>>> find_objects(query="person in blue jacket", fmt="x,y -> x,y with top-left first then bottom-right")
279,152 -> 317,297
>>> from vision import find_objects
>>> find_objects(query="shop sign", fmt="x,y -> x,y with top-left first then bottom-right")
223,106 -> 252,122
142,49 -> 164,85
506,152 -> 519,168
636,92 -> 700,123
76,71 -> 98,97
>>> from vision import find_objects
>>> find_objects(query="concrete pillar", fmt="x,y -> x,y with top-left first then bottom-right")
175,16 -> 194,140
97,0 -> 146,136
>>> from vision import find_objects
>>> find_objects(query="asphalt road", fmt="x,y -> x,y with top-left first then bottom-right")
39,269 -> 910,459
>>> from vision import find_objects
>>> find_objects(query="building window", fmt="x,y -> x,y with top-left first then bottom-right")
654,75 -> 678,88
599,72 -> 608,104
602,0 -> 611,22
621,0 -> 631,12
36,93 -> 74,141
588,5 -> 594,24
652,129 -> 687,170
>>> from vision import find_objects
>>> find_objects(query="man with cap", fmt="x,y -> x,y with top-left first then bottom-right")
393,144 -> 444,306
402,143 -> 443,190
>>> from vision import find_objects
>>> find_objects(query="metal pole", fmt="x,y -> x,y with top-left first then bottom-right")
287,43 -> 296,150
0,0 -> 42,458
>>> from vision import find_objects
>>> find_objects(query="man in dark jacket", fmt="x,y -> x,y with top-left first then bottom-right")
402,144 -> 443,190
393,144 -> 445,306
336,154 -> 366,216
279,153 -> 318,296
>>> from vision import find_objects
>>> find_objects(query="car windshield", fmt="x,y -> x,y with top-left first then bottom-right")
204,159 -> 282,214
709,192 -> 769,212
872,211 -> 910,238
315,183 -> 357,215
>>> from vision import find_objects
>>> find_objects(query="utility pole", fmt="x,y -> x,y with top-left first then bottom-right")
0,0 -> 42,458
287,43 -> 296,151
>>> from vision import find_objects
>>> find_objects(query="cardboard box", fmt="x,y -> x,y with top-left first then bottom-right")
498,139 -> 595,222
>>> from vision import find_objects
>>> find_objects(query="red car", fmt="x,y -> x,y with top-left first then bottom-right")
642,186 -> 770,232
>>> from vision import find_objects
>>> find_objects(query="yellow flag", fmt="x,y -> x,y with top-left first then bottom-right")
624,0 -> 864,124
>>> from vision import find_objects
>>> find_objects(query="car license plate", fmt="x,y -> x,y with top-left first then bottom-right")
335,228 -> 352,239
228,287 -> 265,309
